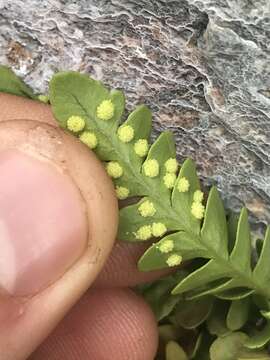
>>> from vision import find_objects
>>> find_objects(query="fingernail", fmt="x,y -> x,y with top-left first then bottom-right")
0,149 -> 88,296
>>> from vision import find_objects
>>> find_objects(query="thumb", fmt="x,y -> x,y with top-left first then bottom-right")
0,95 -> 118,360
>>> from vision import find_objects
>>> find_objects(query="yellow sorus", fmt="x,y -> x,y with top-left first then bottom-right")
115,186 -> 130,200
138,200 -> 156,217
177,177 -> 190,192
158,239 -> 174,253
96,99 -> 115,120
193,190 -> 204,203
165,158 -> 178,173
67,115 -> 85,132
135,225 -> 152,241
134,139 -> 149,157
163,173 -> 177,189
166,254 -> 182,267
143,159 -> 159,178
191,201 -> 205,219
106,161 -> 123,179
117,125 -> 134,143
79,131 -> 98,149
152,222 -> 167,237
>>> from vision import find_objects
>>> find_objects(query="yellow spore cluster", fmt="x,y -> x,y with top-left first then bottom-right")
106,161 -> 123,179
115,186 -> 130,200
118,125 -> 134,143
159,239 -> 174,254
166,254 -> 182,267
143,159 -> 159,178
96,99 -> 115,120
177,177 -> 190,192
67,115 -> 85,133
79,131 -> 98,149
134,139 -> 149,157
138,200 -> 156,217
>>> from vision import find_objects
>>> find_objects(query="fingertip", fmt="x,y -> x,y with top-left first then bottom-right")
0,93 -> 55,126
31,288 -> 158,360
95,241 -> 172,288
0,95 -> 118,359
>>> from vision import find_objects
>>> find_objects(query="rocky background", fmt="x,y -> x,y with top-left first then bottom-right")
0,0 -> 269,232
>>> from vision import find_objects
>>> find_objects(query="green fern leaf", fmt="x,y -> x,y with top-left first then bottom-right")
172,260 -> 229,295
228,211 -> 239,252
48,71 -> 270,309
201,186 -> 228,255
171,296 -> 214,330
138,271 -> 187,321
244,321 -> 270,350
0,65 -> 37,99
253,227 -> 270,285
171,158 -> 201,235
166,341 -> 188,360
230,208 -> 251,274
138,231 -> 207,271
171,206 -> 269,301
207,300 -> 230,337
226,298 -> 250,331
209,332 -> 249,360
216,287 -> 255,301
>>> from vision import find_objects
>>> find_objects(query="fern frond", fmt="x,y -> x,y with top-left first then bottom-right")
48,71 -> 270,307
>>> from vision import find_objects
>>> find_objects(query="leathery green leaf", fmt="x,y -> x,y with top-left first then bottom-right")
124,104 -> 152,141
172,158 -> 201,235
230,208 -> 251,274
118,198 -> 179,242
0,65 -> 37,99
207,301 -> 230,337
244,321 -> 270,349
210,332 -> 248,360
173,296 -> 214,329
201,186 -> 228,256
143,131 -> 176,194
227,211 -> 239,252
226,298 -> 250,331
138,231 -> 207,271
166,341 -> 188,360
139,271 -> 186,321
253,227 -> 270,285
172,260 -> 230,295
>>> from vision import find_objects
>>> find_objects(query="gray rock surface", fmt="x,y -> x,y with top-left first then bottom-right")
0,0 -> 269,232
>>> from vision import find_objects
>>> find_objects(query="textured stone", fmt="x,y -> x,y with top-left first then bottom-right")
0,0 -> 269,232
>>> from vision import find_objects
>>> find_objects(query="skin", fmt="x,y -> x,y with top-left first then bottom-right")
0,93 -> 173,360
